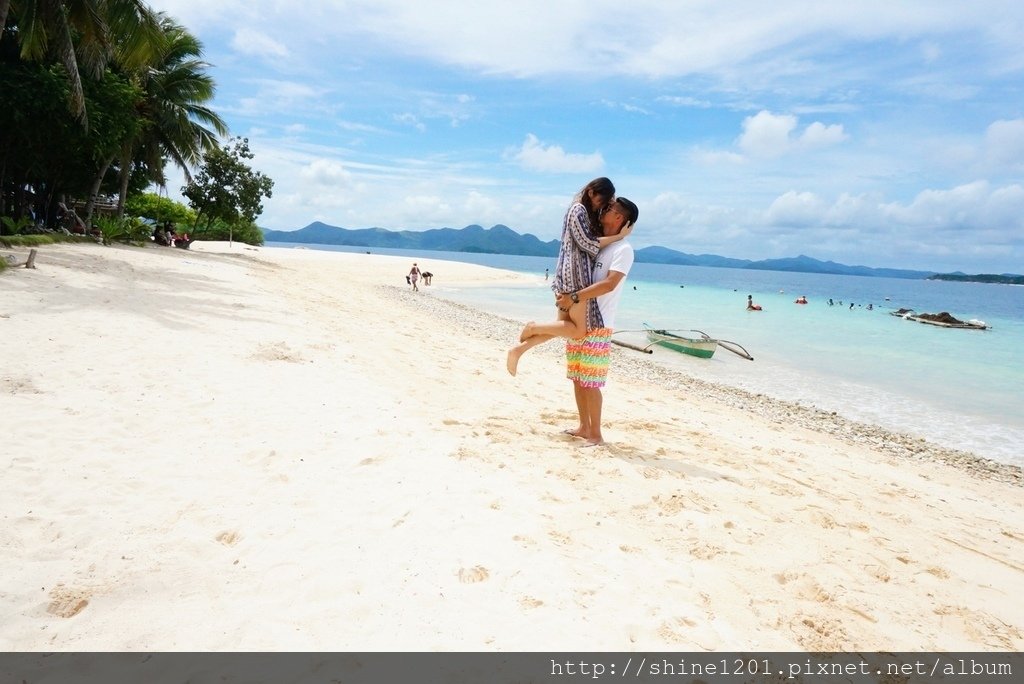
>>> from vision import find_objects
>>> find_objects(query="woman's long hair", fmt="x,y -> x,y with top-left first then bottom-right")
572,177 -> 615,235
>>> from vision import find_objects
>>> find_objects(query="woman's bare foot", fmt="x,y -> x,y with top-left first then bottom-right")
506,346 -> 525,376
518,321 -> 536,343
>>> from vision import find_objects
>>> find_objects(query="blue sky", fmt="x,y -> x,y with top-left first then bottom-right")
148,1 -> 1024,273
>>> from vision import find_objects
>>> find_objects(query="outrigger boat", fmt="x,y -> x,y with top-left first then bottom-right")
609,324 -> 754,360
644,325 -> 719,358
890,308 -> 988,330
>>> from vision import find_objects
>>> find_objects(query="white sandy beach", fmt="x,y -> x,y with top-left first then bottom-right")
1,241 -> 1022,651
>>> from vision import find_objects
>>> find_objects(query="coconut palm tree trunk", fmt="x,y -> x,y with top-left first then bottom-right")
85,157 -> 114,225
116,148 -> 134,218
0,0 -> 11,35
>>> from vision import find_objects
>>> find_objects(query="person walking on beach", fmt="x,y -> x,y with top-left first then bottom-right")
409,263 -> 421,291
506,178 -> 631,374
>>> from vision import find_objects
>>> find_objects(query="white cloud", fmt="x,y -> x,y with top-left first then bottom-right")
462,190 -> 500,221
766,191 -> 829,226
509,134 -> 604,174
759,181 -> 1024,237
402,195 -> 452,223
985,118 -> 1024,169
337,120 -> 387,134
737,111 -> 847,158
300,159 -> 354,187
800,121 -> 848,148
738,111 -> 798,157
230,28 -> 288,59
602,100 -> 650,115
394,113 -> 426,132
657,95 -> 713,108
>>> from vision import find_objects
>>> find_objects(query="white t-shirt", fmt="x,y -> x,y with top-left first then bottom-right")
592,240 -> 633,330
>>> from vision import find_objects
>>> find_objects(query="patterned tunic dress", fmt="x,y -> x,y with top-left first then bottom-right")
551,202 -> 604,331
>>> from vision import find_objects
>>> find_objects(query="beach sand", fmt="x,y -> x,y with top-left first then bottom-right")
1,241 -> 1022,651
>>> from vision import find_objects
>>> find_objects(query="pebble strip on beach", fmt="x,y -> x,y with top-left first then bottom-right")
386,284 -> 1022,487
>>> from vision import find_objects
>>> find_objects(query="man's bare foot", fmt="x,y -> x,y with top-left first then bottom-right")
506,347 -> 524,376
561,428 -> 585,438
518,321 -> 536,343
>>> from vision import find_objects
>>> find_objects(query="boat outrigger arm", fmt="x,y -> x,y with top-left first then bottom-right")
610,329 -> 755,361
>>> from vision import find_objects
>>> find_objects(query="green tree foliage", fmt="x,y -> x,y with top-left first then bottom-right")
0,58 -> 140,209
124,192 -> 195,225
115,14 -> 228,215
194,217 -> 265,246
1,4 -> 227,236
2,0 -> 162,128
182,137 -> 274,245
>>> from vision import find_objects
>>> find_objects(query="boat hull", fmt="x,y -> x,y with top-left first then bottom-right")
644,327 -> 718,358
907,315 -> 987,330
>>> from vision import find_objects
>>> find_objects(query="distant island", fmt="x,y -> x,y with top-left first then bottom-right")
927,273 -> 1024,285
262,221 -> 1022,281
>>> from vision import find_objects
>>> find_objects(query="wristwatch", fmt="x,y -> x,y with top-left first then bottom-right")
569,291 -> 580,304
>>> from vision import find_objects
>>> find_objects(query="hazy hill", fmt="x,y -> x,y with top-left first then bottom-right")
263,221 -> 559,257
262,222 -> 947,279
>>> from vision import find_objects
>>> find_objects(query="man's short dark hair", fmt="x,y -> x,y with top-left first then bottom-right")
614,197 -> 639,225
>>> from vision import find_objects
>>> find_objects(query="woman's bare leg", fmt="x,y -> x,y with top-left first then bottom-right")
506,334 -> 555,376
519,303 -> 587,341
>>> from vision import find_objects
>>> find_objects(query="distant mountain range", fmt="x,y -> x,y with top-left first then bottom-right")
262,221 -> 1020,281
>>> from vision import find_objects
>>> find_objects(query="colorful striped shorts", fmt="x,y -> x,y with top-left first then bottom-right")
565,328 -> 613,388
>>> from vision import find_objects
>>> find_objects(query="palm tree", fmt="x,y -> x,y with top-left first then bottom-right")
112,15 -> 228,217
2,0 -> 161,129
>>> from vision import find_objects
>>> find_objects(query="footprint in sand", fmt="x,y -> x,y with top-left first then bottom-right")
689,543 -> 725,560
789,614 -> 851,650
215,530 -> 241,546
791,576 -> 833,603
458,566 -> 490,583
2,375 -> 43,394
251,341 -> 305,363
864,563 -> 892,582
657,616 -> 721,651
934,605 -> 1023,649
519,596 -> 544,609
805,509 -> 838,529
47,587 -> 91,618
547,531 -> 572,546
773,571 -> 798,585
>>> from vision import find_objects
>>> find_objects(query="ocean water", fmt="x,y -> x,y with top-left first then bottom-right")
269,242 -> 1024,466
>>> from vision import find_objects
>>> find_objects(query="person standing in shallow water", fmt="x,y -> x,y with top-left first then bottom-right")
506,177 -> 631,375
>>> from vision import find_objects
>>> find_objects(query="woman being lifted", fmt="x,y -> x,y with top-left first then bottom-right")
507,177 -> 632,375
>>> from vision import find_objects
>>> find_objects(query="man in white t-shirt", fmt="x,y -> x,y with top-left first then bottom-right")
556,197 -> 638,447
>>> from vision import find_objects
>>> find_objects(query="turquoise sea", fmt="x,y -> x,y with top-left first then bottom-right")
270,243 -> 1024,467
